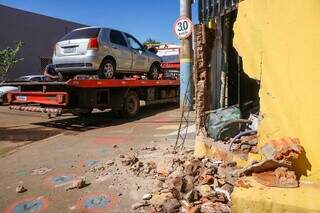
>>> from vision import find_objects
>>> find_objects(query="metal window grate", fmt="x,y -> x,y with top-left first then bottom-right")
199,0 -> 239,23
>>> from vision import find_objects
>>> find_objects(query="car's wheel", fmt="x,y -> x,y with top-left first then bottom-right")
71,108 -> 93,116
120,91 -> 140,118
98,59 -> 116,79
147,63 -> 161,80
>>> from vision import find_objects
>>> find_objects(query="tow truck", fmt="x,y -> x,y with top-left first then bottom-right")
1,74 -> 179,118
2,56 -> 181,118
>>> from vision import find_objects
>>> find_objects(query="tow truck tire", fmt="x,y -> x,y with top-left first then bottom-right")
98,59 -> 116,79
120,91 -> 140,118
147,63 -> 161,80
71,108 -> 93,116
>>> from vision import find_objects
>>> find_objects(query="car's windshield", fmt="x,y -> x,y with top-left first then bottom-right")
60,28 -> 101,41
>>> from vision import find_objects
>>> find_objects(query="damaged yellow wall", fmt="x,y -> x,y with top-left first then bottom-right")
233,0 -> 320,182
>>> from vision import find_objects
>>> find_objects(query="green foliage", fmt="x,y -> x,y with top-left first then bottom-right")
0,41 -> 24,80
143,38 -> 161,47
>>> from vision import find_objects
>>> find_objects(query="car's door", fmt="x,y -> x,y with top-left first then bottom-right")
108,30 -> 132,71
125,33 -> 149,72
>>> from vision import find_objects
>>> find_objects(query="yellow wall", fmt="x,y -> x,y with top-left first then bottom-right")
233,0 -> 320,182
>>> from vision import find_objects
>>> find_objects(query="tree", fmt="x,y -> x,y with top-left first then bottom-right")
143,38 -> 161,47
0,41 -> 24,81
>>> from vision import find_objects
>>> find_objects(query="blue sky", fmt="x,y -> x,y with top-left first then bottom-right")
0,0 -> 198,44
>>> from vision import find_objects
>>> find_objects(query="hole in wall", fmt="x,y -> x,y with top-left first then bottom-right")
222,10 -> 261,118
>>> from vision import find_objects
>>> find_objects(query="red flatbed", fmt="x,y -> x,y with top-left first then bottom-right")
3,78 -> 180,118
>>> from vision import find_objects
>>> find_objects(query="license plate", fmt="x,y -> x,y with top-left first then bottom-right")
63,47 -> 76,53
16,95 -> 27,102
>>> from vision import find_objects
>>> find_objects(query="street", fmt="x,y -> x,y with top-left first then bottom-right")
0,104 -> 195,212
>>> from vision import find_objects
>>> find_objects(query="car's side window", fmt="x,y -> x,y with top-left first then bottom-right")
110,30 -> 127,47
100,29 -> 108,43
126,34 -> 143,50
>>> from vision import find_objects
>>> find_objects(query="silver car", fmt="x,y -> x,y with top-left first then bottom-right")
0,86 -> 18,105
53,27 -> 162,79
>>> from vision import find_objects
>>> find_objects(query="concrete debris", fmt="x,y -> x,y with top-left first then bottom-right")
261,137 -> 303,162
131,152 -> 236,212
143,193 -> 153,200
89,162 -> 109,173
142,146 -> 157,151
230,135 -> 259,154
106,160 -> 115,166
131,202 -> 150,210
121,154 -> 139,166
239,159 -> 290,176
16,182 -> 27,193
162,198 -> 181,212
196,185 -> 214,197
65,176 -> 88,191
234,177 -> 252,188
253,167 -> 298,188
200,201 -> 231,213
31,167 -> 52,175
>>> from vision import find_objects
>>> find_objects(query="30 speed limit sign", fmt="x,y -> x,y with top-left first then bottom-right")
174,17 -> 193,40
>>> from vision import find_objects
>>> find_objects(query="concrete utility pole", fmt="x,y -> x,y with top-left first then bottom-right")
180,0 -> 193,111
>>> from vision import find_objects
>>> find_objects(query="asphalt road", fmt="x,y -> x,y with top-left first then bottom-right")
0,104 -> 195,212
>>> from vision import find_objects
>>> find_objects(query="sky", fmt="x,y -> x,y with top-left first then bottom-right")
0,0 -> 198,44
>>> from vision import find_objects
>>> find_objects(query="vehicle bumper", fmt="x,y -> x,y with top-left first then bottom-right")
53,54 -> 102,74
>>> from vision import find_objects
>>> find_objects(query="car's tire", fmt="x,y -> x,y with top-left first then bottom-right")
120,91 -> 140,118
98,58 -> 116,79
147,63 -> 161,80
71,108 -> 93,116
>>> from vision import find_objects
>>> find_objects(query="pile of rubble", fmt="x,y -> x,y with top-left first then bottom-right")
120,154 -> 157,177
125,151 -> 237,213
245,137 -> 303,188
124,137 -> 304,212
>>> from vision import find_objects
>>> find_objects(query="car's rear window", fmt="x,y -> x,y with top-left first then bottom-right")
60,28 -> 101,41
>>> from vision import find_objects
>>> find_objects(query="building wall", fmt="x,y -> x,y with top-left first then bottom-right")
0,5 -> 86,80
233,0 -> 320,182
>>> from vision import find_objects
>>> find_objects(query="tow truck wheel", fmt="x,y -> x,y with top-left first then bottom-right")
98,59 -> 115,79
147,63 -> 161,80
121,91 -> 140,118
71,108 -> 93,116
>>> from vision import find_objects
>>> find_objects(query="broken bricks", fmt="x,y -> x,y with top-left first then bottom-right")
121,154 -> 138,166
65,176 -> 89,191
252,167 -> 298,188
131,152 -> 236,212
261,137 -> 303,162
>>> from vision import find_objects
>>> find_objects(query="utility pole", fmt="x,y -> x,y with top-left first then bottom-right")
180,0 -> 193,111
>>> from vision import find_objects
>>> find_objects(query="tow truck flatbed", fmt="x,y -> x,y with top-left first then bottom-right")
3,78 -> 180,118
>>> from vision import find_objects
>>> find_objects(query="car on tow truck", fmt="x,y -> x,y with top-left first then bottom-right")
0,86 -> 18,105
53,27 -> 162,80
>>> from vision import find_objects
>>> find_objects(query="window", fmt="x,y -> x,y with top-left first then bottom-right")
60,28 -> 101,41
110,30 -> 127,46
100,29 -> 108,43
125,34 -> 143,50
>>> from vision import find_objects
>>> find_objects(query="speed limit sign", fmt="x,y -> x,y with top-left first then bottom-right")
174,17 -> 193,40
